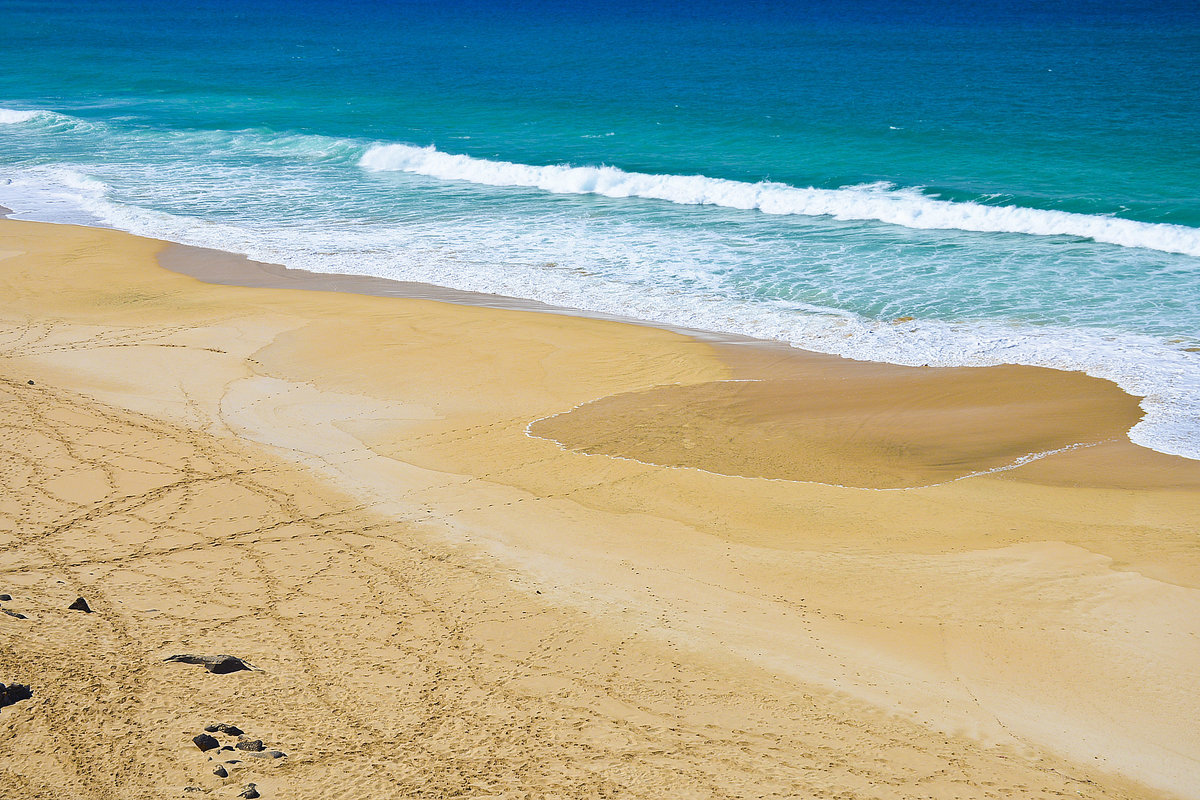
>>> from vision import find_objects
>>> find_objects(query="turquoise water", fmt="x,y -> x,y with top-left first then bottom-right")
1,0 -> 1198,455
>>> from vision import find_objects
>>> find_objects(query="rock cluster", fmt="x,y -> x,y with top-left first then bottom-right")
192,721 -> 286,788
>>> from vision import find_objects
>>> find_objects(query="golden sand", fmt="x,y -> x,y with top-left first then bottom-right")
1,219 -> 1197,799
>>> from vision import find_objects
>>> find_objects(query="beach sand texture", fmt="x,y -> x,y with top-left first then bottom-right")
1,219 -> 1198,799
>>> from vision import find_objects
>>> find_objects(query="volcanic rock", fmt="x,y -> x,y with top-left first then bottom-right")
0,683 -> 32,710
192,733 -> 219,751
163,654 -> 255,674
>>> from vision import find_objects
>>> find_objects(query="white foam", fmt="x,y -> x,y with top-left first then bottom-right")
360,143 -> 1200,258
0,108 -> 42,124
0,107 -> 94,136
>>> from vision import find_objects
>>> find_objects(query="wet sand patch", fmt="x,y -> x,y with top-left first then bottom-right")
530,365 -> 1142,489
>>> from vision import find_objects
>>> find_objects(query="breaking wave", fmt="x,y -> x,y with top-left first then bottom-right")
360,143 -> 1200,257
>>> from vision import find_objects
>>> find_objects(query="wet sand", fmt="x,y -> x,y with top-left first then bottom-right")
1,218 -> 1198,799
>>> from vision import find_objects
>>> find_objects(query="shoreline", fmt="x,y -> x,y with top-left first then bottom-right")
4,196 -> 1198,461
160,238 -> 1199,492
2,218 -> 1198,798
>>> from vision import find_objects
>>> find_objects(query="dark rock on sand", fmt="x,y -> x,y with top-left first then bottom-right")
211,723 -> 244,736
247,750 -> 286,759
164,654 -> 255,674
67,597 -> 92,613
1,609 -> 27,619
213,765 -> 228,778
192,733 -> 220,751
0,683 -> 32,710
235,739 -> 264,752
0,594 -> 11,601
239,784 -> 260,799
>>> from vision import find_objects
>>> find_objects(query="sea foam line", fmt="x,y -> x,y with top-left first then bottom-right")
360,143 -> 1200,258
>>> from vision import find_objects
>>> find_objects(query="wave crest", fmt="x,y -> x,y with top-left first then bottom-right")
359,143 -> 1200,257
0,108 -> 43,124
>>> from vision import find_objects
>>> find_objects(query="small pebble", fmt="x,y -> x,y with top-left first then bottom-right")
1,609 -> 27,620
0,594 -> 11,601
239,784 -> 260,799
213,765 -> 228,778
26,380 -> 34,386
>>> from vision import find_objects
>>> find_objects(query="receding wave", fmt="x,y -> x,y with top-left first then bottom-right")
359,143 -> 1200,257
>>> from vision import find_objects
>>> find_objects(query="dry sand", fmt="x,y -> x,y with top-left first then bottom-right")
1,218 -> 1197,799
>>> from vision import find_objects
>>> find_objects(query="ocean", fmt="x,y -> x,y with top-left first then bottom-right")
1,0 -> 1198,457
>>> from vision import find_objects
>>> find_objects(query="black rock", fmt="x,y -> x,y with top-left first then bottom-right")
239,784 -> 260,799
213,765 -> 228,778
0,683 -> 32,710
26,380 -> 33,386
214,723 -> 243,736
192,733 -> 220,752
204,724 -> 219,732
67,597 -> 92,613
1,609 -> 27,620
235,739 -> 264,752
220,746 -> 235,751
163,654 -> 255,674
247,750 -> 285,759
0,594 -> 11,601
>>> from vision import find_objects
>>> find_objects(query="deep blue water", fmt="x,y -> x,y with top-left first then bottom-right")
1,0 -> 1199,455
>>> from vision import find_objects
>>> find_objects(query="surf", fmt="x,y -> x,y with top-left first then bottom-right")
359,143 -> 1200,258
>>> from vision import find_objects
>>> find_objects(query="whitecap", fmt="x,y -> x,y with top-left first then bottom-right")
359,143 -> 1200,257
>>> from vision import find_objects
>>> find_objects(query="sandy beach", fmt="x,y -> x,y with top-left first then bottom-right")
1,218 -> 1198,799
